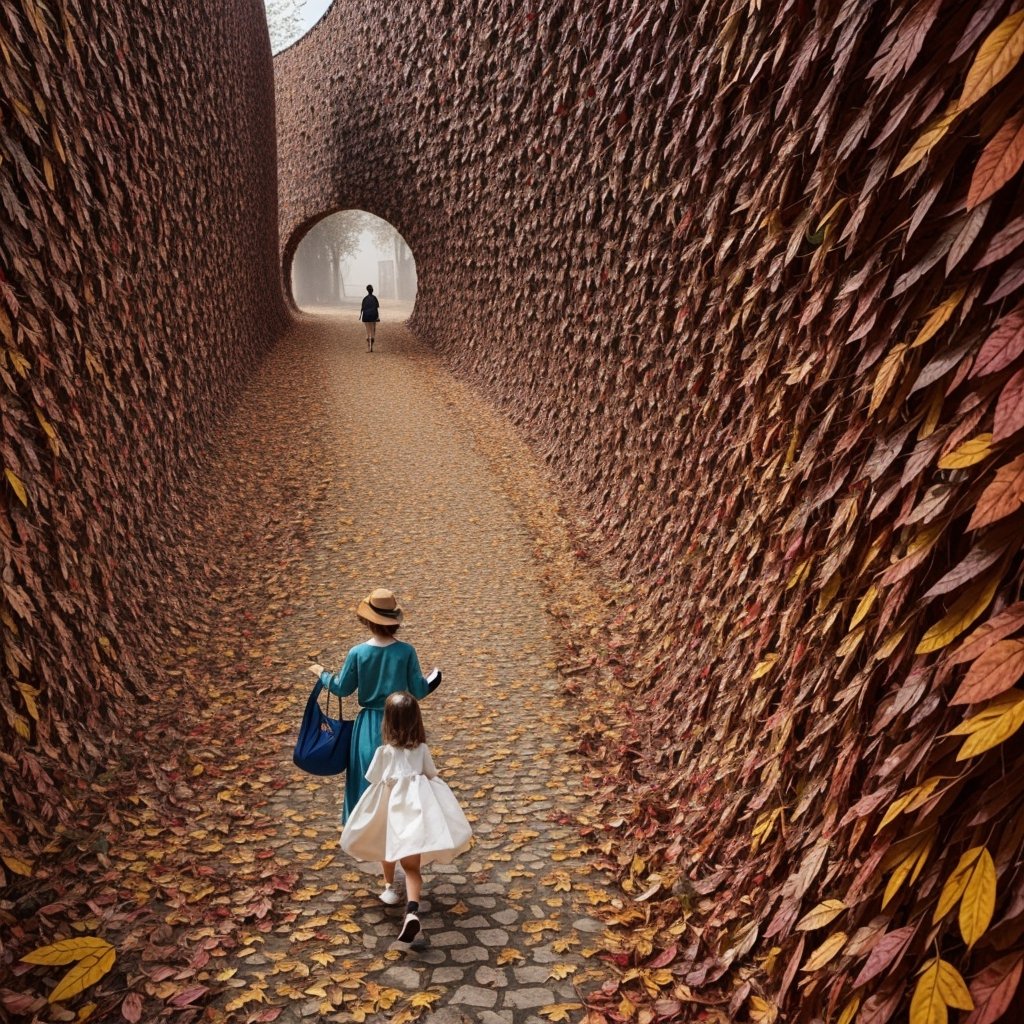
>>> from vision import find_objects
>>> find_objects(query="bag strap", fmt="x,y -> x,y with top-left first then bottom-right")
321,675 -> 344,722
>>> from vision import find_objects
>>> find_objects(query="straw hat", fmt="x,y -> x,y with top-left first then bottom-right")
358,588 -> 404,625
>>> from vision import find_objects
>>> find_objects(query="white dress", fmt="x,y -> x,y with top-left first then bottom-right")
340,743 -> 472,865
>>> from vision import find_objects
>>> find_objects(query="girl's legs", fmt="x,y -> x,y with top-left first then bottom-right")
394,855 -> 423,948
378,860 -> 403,905
368,321 -> 377,351
400,855 -> 421,905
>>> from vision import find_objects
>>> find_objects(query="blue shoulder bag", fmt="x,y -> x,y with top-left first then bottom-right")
293,677 -> 353,776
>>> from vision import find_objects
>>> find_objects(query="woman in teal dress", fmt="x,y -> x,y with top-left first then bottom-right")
309,588 -> 441,820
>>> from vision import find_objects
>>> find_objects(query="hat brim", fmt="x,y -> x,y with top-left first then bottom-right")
357,599 -> 404,626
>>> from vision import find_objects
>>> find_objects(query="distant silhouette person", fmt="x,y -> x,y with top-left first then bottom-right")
360,285 -> 380,352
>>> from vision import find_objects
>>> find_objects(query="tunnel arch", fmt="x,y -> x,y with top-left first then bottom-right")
286,209 -> 418,315
267,0 -> 336,56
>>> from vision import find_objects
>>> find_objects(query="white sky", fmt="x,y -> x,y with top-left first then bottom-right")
296,0 -> 332,34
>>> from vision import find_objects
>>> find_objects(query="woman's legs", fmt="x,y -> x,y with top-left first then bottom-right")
367,321 -> 377,351
382,860 -> 396,885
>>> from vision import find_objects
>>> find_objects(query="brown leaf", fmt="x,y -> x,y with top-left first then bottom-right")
994,367 -> 1024,440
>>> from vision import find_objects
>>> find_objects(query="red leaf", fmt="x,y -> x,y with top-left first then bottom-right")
169,986 -> 208,1007
950,602 -> 1024,664
852,924 -> 916,988
968,453 -> 1024,529
976,215 -> 1024,268
966,952 -> 1024,1024
972,301 -> 1024,377
121,993 -> 143,1023
994,366 -> 1024,440
951,639 -> 1024,704
969,110 -> 1024,209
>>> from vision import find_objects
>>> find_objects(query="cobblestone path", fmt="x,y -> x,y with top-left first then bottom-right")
168,312 -> 620,1023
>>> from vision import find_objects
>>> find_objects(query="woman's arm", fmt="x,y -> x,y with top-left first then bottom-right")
319,651 -> 359,697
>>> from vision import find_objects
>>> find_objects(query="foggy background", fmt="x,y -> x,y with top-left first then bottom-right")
265,0 -> 332,54
291,210 -> 418,315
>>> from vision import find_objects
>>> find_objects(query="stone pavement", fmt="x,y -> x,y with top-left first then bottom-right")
181,309 -> 621,1023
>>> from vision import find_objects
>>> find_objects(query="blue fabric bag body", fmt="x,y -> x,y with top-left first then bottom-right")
293,678 -> 353,776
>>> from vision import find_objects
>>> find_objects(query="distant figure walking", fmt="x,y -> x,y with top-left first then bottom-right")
360,284 -> 380,351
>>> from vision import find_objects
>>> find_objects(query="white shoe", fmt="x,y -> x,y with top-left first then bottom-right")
379,884 -> 403,906
393,913 -> 421,950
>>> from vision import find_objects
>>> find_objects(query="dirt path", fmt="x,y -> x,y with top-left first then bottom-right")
147,312 -> 619,1023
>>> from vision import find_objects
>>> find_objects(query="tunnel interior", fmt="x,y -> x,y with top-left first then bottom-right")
3,0 -> 1024,1018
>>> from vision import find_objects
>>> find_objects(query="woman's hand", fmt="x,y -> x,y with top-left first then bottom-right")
309,663 -> 326,677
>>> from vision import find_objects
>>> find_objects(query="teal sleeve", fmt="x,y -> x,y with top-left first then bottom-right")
407,648 -> 429,699
324,651 -> 358,698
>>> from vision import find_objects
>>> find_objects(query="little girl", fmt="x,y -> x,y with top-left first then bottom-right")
340,691 -> 472,949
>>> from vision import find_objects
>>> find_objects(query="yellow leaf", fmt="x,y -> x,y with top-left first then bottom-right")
960,846 -> 996,948
850,585 -> 879,629
959,11 -> 1024,113
496,948 -> 525,965
751,653 -> 779,679
869,343 -> 908,414
938,433 -> 993,469
48,945 -> 116,1003
912,289 -> 965,348
837,995 -> 861,1024
875,622 -> 910,661
800,931 -> 847,972
884,831 -> 934,908
2,854 -> 33,876
22,938 -> 114,967
408,989 -> 443,1008
795,899 -> 846,932
16,682 -> 40,722
911,958 -> 974,1024
750,808 -> 783,853
539,1003 -> 584,1022
836,623 -> 866,658
933,847 -> 985,922
951,690 -> 1024,759
749,994 -> 779,1023
4,468 -> 28,506
916,573 -> 1000,654
895,102 -> 959,177
547,963 -> 577,981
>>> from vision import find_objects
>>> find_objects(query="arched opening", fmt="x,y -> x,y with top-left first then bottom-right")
265,0 -> 334,54
289,210 -> 418,320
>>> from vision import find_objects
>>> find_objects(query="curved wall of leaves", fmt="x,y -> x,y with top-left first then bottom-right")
276,1 -> 1024,1017
0,1 -> 285,861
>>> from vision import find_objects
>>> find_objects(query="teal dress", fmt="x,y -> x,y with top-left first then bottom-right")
320,640 -> 430,821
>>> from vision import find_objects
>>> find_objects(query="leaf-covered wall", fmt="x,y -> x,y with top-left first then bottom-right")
277,0 -> 1024,1017
0,1 -> 284,862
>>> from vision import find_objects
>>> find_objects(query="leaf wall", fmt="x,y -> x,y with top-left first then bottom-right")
277,0 -> 1024,1017
0,1 -> 285,864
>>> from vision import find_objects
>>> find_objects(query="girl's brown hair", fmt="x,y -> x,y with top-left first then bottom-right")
383,691 -> 426,749
358,614 -> 400,638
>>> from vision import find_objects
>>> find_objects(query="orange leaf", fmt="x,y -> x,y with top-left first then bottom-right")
968,453 -> 1024,530
969,110 -> 1024,209
951,639 -> 1024,704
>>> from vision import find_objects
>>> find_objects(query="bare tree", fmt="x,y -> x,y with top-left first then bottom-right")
264,0 -> 306,53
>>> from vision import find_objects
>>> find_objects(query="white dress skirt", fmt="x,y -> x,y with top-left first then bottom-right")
340,743 -> 472,865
